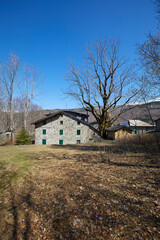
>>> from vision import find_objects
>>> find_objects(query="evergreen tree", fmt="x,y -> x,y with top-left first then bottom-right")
16,126 -> 31,145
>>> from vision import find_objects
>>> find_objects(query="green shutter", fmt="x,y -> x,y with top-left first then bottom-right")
60,129 -> 63,135
135,130 -> 138,134
59,139 -> 63,145
77,130 -> 80,135
42,139 -> 46,145
43,129 -> 46,134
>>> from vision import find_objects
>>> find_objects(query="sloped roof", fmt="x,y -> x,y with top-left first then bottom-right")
31,110 -> 99,134
0,129 -> 7,134
45,110 -> 88,117
107,125 -> 132,132
128,120 -> 154,127
32,110 -> 87,124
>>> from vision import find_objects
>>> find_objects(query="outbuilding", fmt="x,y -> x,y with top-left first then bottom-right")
0,130 -> 11,140
106,125 -> 132,140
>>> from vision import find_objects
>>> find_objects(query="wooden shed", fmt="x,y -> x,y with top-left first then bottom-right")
106,125 -> 132,140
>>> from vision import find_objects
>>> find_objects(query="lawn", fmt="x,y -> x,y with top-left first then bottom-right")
0,142 -> 160,239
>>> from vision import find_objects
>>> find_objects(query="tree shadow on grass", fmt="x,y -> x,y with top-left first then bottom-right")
109,161 -> 160,169
50,142 -> 160,156
0,176 -> 33,240
0,155 -> 160,239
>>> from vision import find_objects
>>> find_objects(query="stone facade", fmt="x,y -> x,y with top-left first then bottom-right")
35,114 -> 100,145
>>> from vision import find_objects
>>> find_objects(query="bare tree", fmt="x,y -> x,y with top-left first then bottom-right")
137,33 -> 160,97
0,79 -> 4,108
65,39 -> 139,138
137,0 -> 160,98
154,0 -> 160,24
0,52 -> 20,141
20,64 -> 42,128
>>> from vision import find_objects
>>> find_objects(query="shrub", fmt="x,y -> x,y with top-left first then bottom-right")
16,126 -> 32,145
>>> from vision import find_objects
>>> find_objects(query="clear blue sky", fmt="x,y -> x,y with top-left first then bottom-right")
0,0 -> 157,109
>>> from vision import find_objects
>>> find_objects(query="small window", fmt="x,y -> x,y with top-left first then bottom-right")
77,121 -> 80,125
59,139 -> 63,145
42,139 -> 46,145
43,120 -> 46,125
60,121 -> 63,125
146,128 -> 149,131
77,130 -> 80,135
77,140 -> 81,144
60,129 -> 63,135
135,130 -> 138,134
43,129 -> 46,134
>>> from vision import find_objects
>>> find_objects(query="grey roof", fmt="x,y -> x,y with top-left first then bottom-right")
0,129 -> 7,134
128,120 -> 154,127
32,110 -> 99,134
45,110 -> 88,117
32,110 -> 88,124
107,125 -> 132,132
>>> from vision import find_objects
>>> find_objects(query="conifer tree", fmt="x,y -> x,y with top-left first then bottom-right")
16,126 -> 31,145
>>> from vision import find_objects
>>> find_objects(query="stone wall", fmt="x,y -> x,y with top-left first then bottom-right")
35,114 -> 100,145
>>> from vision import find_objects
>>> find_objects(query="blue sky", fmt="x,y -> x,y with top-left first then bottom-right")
0,0 -> 157,109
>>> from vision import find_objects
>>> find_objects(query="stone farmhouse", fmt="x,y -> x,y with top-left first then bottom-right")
32,110 -> 101,145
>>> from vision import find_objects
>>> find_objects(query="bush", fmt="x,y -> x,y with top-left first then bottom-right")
16,126 -> 32,145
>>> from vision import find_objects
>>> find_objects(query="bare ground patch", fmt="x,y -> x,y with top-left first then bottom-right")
0,143 -> 160,239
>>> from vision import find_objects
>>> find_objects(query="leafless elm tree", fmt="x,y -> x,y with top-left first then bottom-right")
65,39 -> 139,138
20,64 -> 42,129
0,52 -> 20,141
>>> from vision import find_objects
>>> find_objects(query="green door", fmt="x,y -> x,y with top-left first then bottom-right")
42,139 -> 46,145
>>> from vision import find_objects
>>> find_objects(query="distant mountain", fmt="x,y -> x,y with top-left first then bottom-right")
42,99 -> 160,125
0,99 -> 160,133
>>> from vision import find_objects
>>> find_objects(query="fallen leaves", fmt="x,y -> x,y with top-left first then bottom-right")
0,143 -> 160,239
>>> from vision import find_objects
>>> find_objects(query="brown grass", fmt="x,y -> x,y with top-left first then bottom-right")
118,132 -> 160,146
0,142 -> 160,239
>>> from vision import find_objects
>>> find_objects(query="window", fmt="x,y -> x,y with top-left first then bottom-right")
77,140 -> 81,144
60,129 -> 63,135
59,139 -> 63,145
42,139 -> 46,145
77,130 -> 80,135
77,121 -> 80,125
135,130 -> 138,134
43,129 -> 46,134
60,121 -> 63,125
146,128 -> 149,131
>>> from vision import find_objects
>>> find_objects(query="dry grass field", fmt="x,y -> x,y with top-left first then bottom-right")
0,142 -> 160,240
